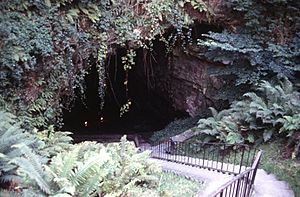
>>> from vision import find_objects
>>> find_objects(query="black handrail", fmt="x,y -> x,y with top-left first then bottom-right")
140,139 -> 262,197
208,151 -> 262,197
145,140 -> 258,175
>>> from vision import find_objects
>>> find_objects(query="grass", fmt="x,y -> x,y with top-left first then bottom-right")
126,172 -> 202,197
157,172 -> 202,197
259,140 -> 300,197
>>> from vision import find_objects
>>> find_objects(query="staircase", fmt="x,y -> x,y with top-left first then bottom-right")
150,159 -> 295,197
252,169 -> 294,197
141,141 -> 295,197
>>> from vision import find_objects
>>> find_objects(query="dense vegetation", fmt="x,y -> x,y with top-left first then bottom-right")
0,0 -> 208,128
0,114 -> 201,196
0,0 -> 299,196
0,0 -> 207,195
195,79 -> 300,157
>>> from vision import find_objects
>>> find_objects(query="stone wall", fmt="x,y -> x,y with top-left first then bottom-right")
152,46 -> 224,117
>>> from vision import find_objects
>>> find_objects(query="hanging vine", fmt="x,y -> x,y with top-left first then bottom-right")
97,33 -> 108,110
120,49 -> 136,117
0,0 -> 212,127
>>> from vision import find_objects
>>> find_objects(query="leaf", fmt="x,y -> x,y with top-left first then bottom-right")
263,130 -> 273,142
226,132 -> 244,144
209,107 -> 218,119
45,0 -> 51,7
158,13 -> 163,21
178,1 -> 185,7
247,134 -> 255,143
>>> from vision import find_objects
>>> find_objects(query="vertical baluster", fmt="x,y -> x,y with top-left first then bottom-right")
220,190 -> 223,197
216,144 -> 220,170
167,140 -> 170,161
246,147 -> 251,168
174,141 -> 177,162
239,147 -> 245,174
180,142 -> 182,163
224,186 -> 228,197
211,146 -> 215,169
240,175 -> 245,197
184,142 -> 187,164
229,181 -> 234,197
227,145 -> 230,172
156,144 -> 161,158
203,145 -> 206,167
221,144 -> 225,172
245,170 -> 251,197
187,143 -> 190,164
233,147 -> 237,173
235,179 -> 241,197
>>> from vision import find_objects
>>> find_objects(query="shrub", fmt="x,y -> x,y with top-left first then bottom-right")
0,111 -> 37,187
195,78 -> 300,157
9,135 -> 199,196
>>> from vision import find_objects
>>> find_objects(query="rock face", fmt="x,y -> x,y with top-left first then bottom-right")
153,46 -> 224,117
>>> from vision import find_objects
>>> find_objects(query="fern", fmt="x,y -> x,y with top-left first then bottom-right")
195,78 -> 300,146
0,111 -> 37,185
34,126 -> 73,158
11,143 -> 51,195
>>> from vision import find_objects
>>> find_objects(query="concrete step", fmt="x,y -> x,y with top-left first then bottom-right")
252,188 -> 294,197
148,145 -> 295,197
253,169 -> 295,197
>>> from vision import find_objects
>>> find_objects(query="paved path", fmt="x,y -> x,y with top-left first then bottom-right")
73,135 -> 295,197
252,169 -> 295,197
150,159 -> 295,197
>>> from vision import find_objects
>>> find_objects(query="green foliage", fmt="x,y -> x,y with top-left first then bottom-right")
196,0 -> 300,101
11,143 -> 51,195
195,79 -> 300,157
280,114 -> 300,137
11,136 -> 199,197
45,142 -> 108,196
0,0 -> 211,127
0,111 -> 37,185
34,126 -> 73,158
156,172 -> 201,197
150,116 -> 200,144
0,110 -> 74,195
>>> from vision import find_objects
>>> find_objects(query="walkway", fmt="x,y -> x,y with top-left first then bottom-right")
150,159 -> 295,197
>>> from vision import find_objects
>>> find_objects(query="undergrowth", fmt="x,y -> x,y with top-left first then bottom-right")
150,116 -> 200,144
157,172 -> 202,197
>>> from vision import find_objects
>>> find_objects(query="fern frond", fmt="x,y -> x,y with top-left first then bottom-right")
11,157 -> 51,194
72,155 -> 101,186
0,174 -> 21,184
209,107 -> 218,119
10,144 -> 51,194
53,146 -> 78,179
0,189 -> 19,197
279,77 -> 293,94
79,173 -> 101,197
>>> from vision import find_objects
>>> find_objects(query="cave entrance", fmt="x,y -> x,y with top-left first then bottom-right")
62,45 -> 185,143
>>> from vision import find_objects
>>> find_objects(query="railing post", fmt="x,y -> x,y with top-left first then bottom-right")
239,147 -> 245,174
235,179 -> 241,197
250,151 -> 262,187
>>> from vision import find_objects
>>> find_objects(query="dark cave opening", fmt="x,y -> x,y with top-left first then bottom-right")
62,23 -> 222,141
62,44 -> 185,139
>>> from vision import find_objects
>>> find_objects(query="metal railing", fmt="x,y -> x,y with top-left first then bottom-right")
144,140 -> 259,175
209,151 -> 262,197
141,139 -> 262,197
